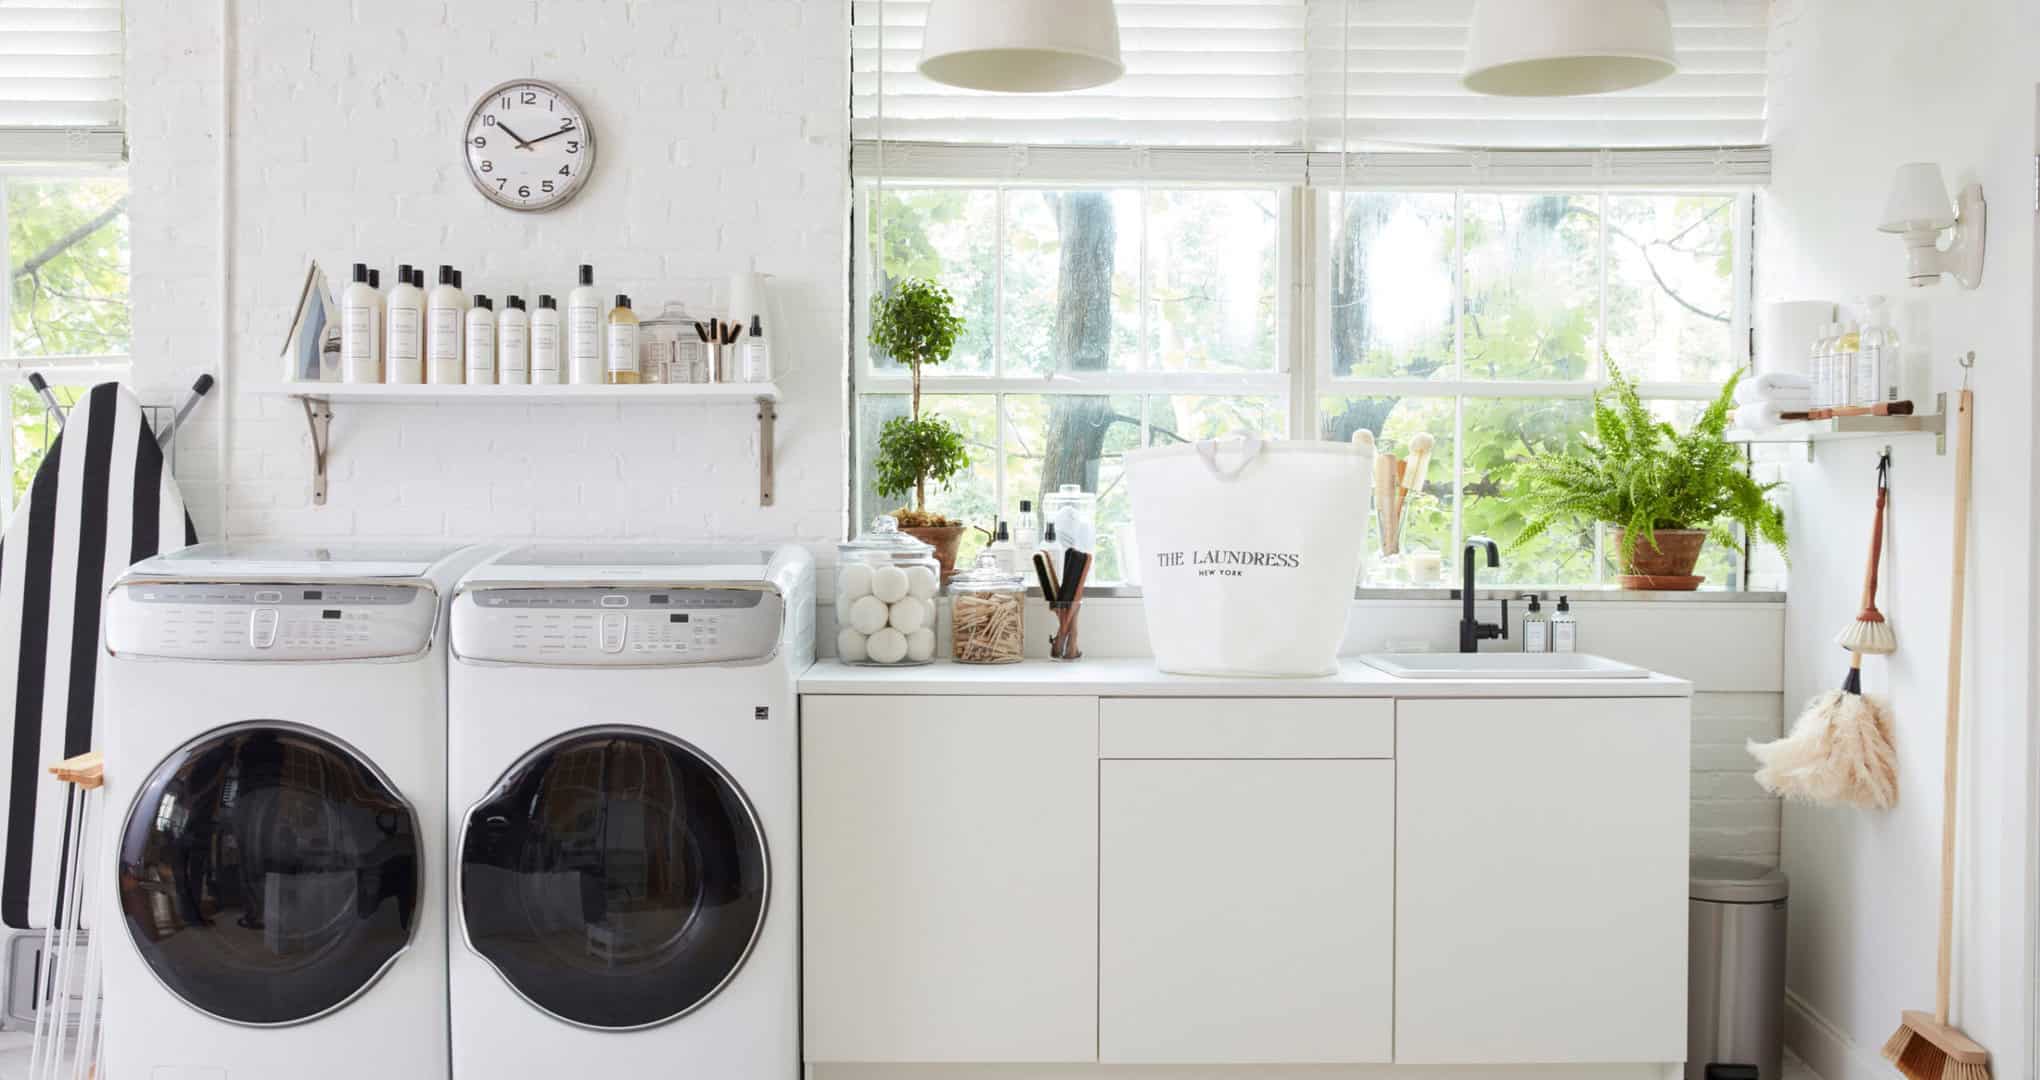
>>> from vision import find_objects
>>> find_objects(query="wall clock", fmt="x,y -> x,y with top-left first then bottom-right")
463,79 -> 595,212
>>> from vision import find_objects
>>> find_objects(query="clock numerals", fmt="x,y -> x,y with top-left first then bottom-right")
469,81 -> 590,211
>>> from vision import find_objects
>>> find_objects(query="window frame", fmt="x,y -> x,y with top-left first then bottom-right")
850,177 -> 1760,590
1,164 -> 134,526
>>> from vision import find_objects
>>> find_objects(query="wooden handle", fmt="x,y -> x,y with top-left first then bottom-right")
48,751 -> 102,790
1858,486 -> 1888,617
1936,387 -> 1973,1022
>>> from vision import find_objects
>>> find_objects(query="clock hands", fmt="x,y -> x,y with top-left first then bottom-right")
517,122 -> 578,149
496,121 -> 535,150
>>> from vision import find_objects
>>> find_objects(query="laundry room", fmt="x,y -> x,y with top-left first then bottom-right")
0,1 -> 2035,1078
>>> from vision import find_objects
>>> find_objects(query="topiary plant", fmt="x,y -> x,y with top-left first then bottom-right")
1516,359 -> 1787,568
870,278 -> 970,521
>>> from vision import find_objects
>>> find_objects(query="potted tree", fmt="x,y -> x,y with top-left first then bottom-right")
1517,361 -> 1787,590
870,277 -> 971,577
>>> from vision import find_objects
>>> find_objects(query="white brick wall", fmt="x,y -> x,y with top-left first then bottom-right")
126,0 -> 850,550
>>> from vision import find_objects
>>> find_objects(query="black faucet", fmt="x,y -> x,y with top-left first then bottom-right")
1460,537 -> 1509,653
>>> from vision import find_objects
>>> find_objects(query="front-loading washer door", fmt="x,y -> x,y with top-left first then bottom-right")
458,726 -> 768,1030
115,722 -> 421,1027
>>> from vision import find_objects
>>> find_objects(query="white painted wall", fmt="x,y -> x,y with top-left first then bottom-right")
125,0 -> 850,549
1761,2 -> 2037,1076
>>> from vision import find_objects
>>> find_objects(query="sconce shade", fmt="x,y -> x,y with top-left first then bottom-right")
1879,162 -> 1958,233
1462,0 -> 1678,97
919,0 -> 1125,94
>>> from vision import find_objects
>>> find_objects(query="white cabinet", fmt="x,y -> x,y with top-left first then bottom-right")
1099,758 -> 1394,1063
1394,697 -> 1689,1064
801,695 -> 1099,1064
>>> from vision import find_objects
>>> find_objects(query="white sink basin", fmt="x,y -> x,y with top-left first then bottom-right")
1359,652 -> 1648,680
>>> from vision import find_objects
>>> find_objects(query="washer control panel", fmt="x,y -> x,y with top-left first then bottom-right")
454,587 -> 783,665
105,582 -> 437,661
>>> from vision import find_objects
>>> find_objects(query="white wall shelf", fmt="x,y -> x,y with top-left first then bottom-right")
1728,393 -> 1947,462
261,382 -> 781,506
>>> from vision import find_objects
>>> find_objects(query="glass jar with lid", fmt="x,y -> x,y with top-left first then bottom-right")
1043,484 -> 1098,552
835,515 -> 941,666
948,554 -> 1027,664
638,301 -> 711,384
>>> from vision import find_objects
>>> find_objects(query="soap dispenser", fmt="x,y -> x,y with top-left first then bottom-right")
1551,595 -> 1577,653
1521,594 -> 1549,653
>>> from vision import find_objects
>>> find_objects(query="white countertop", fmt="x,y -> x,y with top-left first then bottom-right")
799,657 -> 1693,698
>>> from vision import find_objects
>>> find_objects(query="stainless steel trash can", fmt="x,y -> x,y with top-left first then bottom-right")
1688,858 -> 1789,1080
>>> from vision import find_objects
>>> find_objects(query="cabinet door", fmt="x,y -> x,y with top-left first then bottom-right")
1395,697 -> 1689,1064
802,695 -> 1098,1063
1100,759 -> 1394,1064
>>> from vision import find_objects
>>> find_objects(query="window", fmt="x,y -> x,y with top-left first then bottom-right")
2,173 -> 131,518
855,182 -> 1755,589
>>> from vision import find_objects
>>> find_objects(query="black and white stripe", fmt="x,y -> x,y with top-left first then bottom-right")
0,383 -> 196,930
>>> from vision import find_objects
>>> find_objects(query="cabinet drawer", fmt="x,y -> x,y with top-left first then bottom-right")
1100,697 -> 1393,758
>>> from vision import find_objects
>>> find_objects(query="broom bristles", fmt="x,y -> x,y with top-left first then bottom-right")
1837,616 -> 1897,655
1884,1017 -> 1994,1080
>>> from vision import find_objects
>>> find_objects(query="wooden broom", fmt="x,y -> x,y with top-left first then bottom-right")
1882,384 -> 1990,1080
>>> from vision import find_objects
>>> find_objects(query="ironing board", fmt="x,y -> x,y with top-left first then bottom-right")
0,382 -> 198,930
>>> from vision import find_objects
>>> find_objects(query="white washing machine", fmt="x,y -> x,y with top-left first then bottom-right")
97,540 -> 490,1080
446,543 -> 813,1079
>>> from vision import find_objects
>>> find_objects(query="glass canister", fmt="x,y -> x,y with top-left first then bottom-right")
835,515 -> 941,666
638,301 -> 711,384
1043,484 -> 1098,552
948,554 -> 1026,664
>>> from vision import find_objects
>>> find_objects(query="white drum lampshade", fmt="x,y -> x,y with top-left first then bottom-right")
1462,0 -> 1678,97
918,0 -> 1125,94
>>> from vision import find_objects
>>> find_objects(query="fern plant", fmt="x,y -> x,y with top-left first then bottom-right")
1516,361 -> 1787,566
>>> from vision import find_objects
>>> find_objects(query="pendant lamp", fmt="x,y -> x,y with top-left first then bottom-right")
1462,0 -> 1677,97
918,0 -> 1125,93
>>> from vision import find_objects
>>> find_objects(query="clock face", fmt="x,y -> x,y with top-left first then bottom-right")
464,80 -> 594,212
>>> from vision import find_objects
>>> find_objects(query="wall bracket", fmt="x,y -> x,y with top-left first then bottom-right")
300,395 -> 333,506
758,395 -> 777,507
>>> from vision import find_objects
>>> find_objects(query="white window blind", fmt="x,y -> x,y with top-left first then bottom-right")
852,0 -> 1310,146
1306,0 -> 1769,150
0,0 -> 125,163
853,0 -> 1767,155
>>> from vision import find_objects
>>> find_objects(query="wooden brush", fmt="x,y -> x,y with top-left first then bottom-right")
1882,386 -> 1990,1080
1835,452 -> 1896,655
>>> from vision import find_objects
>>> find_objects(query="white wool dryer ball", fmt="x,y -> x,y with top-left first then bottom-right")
867,627 -> 909,664
888,595 -> 929,634
871,564 -> 911,604
848,595 -> 890,635
836,628 -> 869,662
906,627 -> 936,662
905,565 -> 938,599
839,562 -> 874,601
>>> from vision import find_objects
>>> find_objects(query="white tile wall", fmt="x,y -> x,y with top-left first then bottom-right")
126,0 -> 850,550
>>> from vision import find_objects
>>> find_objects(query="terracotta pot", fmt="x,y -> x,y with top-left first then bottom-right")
902,525 -> 966,580
1613,528 -> 1707,591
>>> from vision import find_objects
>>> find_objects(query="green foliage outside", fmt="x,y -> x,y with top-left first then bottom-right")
7,178 -> 131,506
1516,362 -> 1787,565
869,277 -> 970,517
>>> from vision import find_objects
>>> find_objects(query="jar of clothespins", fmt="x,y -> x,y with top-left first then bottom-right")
948,555 -> 1027,665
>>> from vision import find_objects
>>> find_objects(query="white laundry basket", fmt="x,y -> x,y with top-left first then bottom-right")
1124,438 -> 1373,677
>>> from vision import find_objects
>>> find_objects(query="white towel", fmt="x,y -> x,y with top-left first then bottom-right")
1735,401 -> 1802,430
1742,372 -> 1810,397
1735,382 -> 1811,408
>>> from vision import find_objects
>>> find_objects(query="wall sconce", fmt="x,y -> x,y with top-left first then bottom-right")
1877,162 -> 1986,289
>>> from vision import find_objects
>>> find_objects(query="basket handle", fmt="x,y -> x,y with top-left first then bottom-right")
1194,436 -> 1265,481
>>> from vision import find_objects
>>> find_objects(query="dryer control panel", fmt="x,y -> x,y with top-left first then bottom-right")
104,582 -> 438,661
453,587 -> 784,666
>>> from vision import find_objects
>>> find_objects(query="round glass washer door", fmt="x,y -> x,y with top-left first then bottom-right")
116,722 -> 421,1027
458,726 -> 768,1030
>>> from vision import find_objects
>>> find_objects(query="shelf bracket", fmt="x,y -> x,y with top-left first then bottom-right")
1934,392 -> 1948,455
757,395 -> 777,507
299,396 -> 333,506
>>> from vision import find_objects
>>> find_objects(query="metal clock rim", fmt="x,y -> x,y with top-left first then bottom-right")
463,78 -> 596,213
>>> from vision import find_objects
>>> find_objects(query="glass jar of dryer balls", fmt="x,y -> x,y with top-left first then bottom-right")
836,515 -> 942,666
948,554 -> 1027,665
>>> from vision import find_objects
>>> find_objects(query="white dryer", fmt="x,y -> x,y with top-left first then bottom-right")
98,540 -> 490,1080
447,543 -> 813,1079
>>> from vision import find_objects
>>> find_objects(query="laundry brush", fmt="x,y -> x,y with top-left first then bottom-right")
1835,452 -> 1896,655
1749,452 -> 1898,810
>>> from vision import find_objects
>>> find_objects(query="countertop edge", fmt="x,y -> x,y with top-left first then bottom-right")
797,658 -> 1696,699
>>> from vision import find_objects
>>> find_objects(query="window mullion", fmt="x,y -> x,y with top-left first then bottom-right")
993,187 -> 1007,377
1137,186 -> 1151,374
1593,190 -> 1609,586
1,177 -> 12,524
1449,192 -> 1465,572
